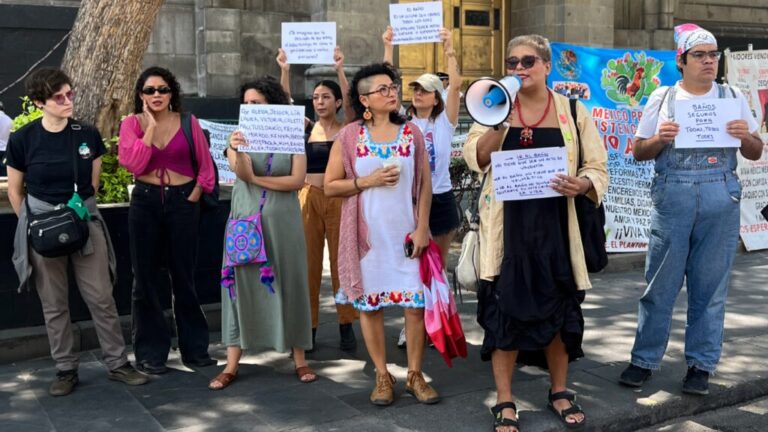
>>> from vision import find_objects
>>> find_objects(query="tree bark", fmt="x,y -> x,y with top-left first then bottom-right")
61,0 -> 165,138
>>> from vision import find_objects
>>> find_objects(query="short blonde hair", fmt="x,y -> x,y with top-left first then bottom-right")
506,34 -> 552,63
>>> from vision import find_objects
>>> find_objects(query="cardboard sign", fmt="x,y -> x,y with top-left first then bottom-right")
389,2 -> 442,45
281,22 -> 336,64
238,105 -> 305,154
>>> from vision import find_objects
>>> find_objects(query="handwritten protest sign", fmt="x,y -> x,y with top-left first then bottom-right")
389,1 -> 442,45
198,119 -> 237,184
675,99 -> 740,148
281,22 -> 336,64
238,105 -> 306,154
490,147 -> 568,201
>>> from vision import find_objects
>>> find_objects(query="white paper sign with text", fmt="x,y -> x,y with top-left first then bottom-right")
491,147 -> 568,201
238,105 -> 306,154
675,99 -> 740,148
281,22 -> 336,65
198,119 -> 237,184
389,2 -> 442,45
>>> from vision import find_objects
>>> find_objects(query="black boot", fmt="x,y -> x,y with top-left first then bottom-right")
339,323 -> 357,352
306,328 -> 317,354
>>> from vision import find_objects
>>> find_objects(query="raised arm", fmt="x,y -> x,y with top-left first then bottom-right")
440,28 -> 461,126
382,26 -> 394,65
276,48 -> 291,100
334,46 -> 355,124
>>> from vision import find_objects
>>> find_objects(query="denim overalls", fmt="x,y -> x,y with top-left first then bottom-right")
630,84 -> 742,373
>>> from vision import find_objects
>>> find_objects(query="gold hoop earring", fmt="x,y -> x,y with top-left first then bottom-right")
363,107 -> 372,120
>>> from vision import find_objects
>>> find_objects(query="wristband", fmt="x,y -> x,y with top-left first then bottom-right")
353,178 -> 363,192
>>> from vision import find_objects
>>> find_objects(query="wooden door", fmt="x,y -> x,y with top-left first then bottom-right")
397,0 -> 507,98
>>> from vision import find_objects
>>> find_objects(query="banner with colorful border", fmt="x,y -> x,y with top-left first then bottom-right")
549,43 -> 679,252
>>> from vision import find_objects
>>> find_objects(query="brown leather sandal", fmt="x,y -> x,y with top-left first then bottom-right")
295,365 -> 317,383
208,372 -> 237,390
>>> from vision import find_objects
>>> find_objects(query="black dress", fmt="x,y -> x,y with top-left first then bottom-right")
477,127 -> 585,368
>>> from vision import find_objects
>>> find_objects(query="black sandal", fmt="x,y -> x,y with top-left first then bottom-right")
547,390 -> 586,430
490,401 -> 520,432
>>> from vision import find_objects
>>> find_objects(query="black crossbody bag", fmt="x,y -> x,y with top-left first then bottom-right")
26,123 -> 90,258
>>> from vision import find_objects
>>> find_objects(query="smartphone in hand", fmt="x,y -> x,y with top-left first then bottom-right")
403,238 -> 414,258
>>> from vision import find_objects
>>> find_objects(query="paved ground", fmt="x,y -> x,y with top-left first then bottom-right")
1,250 -> 767,432
636,396 -> 768,432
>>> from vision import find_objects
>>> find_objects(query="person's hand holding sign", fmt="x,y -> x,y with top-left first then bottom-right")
550,174 -> 592,198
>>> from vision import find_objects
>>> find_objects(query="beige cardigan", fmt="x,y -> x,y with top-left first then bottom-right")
462,91 -> 609,290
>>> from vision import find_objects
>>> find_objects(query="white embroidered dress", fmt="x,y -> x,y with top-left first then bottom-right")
335,124 -> 425,311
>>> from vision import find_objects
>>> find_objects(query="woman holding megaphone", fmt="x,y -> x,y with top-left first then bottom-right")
463,35 -> 607,431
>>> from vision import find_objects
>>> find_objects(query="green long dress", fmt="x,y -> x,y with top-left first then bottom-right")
221,152 -> 312,352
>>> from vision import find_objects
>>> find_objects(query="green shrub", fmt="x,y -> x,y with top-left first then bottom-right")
98,136 -> 132,204
11,97 -> 43,131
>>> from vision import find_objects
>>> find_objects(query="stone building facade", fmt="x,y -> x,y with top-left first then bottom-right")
0,0 -> 766,116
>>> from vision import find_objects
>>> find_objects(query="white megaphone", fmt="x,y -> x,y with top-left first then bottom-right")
464,75 -> 523,127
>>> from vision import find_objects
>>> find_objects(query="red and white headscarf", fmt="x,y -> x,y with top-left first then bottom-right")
674,23 -> 717,55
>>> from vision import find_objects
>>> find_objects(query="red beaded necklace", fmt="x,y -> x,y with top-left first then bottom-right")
515,91 -> 553,146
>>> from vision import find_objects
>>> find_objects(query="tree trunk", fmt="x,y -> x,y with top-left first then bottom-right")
61,0 -> 165,138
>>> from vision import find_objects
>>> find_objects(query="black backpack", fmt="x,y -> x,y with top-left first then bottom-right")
181,113 -> 219,210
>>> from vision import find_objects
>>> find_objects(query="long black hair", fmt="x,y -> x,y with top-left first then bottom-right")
348,62 -> 405,125
132,66 -> 182,114
239,76 -> 290,105
313,80 -> 343,113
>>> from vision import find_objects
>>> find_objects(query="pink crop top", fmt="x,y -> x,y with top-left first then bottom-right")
118,115 -> 216,193
140,129 -> 195,182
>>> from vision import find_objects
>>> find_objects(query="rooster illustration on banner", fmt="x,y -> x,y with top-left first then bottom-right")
601,52 -> 664,106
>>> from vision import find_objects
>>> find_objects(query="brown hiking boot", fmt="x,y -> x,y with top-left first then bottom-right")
370,372 -> 396,406
49,369 -> 78,397
406,370 -> 440,404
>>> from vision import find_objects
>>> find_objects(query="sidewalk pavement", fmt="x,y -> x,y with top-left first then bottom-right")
1,250 -> 767,432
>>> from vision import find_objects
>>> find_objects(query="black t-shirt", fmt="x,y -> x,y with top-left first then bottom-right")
5,119 -> 106,205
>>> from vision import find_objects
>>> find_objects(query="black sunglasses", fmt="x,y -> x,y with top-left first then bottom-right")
505,55 -> 542,70
141,86 -> 172,95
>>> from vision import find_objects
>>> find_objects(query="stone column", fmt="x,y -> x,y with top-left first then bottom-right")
508,0 -> 614,48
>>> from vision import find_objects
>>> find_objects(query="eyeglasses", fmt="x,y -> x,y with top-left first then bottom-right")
687,50 -> 722,61
362,83 -> 401,97
51,90 -> 75,106
141,86 -> 172,95
505,55 -> 542,70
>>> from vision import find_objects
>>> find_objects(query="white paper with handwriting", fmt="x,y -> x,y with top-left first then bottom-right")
491,147 -> 568,201
675,99 -> 740,148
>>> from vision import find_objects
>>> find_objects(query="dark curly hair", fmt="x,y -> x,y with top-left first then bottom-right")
313,80 -> 343,113
25,68 -> 72,104
349,62 -> 405,125
132,66 -> 182,114
239,76 -> 290,105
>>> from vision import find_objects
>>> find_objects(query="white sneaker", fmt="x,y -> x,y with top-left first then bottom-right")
397,328 -> 407,349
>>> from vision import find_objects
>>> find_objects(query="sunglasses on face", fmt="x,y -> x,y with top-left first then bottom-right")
362,83 -> 401,97
687,50 -> 722,61
505,55 -> 542,70
50,90 -> 75,106
141,86 -> 172,95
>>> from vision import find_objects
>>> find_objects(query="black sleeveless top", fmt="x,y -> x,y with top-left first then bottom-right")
305,140 -> 334,174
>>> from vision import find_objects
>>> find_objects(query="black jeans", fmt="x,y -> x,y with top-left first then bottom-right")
129,180 -> 210,365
